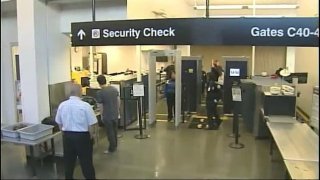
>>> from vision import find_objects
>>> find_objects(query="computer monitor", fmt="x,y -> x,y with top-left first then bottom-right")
86,88 -> 100,100
284,72 -> 308,84
229,68 -> 241,77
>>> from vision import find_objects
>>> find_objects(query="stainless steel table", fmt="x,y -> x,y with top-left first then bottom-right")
284,160 -> 319,179
1,132 -> 61,177
267,122 -> 319,161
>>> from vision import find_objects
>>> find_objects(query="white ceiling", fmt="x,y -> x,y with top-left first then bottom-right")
48,0 -> 115,4
185,0 -> 299,17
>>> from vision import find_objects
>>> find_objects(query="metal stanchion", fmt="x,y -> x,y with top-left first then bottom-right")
143,95 -> 147,129
134,97 -> 150,139
123,89 -> 127,131
229,83 -> 244,149
133,83 -> 150,139
228,114 -> 240,138
229,106 -> 244,149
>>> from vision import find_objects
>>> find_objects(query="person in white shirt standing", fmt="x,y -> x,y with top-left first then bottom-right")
55,83 -> 97,180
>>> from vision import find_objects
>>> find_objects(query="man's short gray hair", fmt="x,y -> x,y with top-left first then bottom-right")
71,83 -> 82,97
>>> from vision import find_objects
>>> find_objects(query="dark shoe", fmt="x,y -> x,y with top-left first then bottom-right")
216,119 -> 222,127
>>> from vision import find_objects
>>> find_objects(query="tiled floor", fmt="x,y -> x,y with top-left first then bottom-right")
1,118 -> 286,179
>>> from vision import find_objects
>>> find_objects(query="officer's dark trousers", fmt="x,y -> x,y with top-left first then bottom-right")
206,100 -> 221,128
166,93 -> 175,121
104,120 -> 118,152
201,82 -> 206,95
63,131 -> 95,180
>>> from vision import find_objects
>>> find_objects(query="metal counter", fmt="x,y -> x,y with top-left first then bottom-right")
267,122 -> 319,161
284,160 -> 319,179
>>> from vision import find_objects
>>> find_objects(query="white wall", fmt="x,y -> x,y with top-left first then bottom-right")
127,0 -> 195,19
60,0 -> 127,33
95,46 -> 137,74
70,47 -> 83,69
295,47 -> 319,116
1,12 -> 18,124
17,0 -> 52,124
46,3 -> 71,84
295,0 -> 319,116
176,45 -> 191,56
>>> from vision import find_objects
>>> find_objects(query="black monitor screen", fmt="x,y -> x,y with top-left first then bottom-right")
284,72 -> 308,84
86,88 -> 100,100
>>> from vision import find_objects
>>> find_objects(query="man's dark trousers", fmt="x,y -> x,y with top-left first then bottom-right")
63,131 -> 95,180
104,120 -> 118,152
166,93 -> 175,121
206,100 -> 221,128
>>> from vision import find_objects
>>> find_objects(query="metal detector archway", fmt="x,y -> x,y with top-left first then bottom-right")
146,50 -> 182,127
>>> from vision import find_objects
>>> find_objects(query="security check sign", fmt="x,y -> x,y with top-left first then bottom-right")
71,18 -> 319,47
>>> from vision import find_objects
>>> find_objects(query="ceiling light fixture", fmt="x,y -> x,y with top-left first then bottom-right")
248,4 -> 298,9
208,15 -> 285,18
195,5 -> 243,10
194,4 -> 298,10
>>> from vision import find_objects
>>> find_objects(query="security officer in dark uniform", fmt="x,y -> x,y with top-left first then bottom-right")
206,73 -> 223,130
201,70 -> 207,95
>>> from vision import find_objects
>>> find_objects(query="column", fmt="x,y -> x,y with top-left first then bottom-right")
251,0 -> 256,76
17,0 -> 50,124
136,45 -> 142,82
286,47 -> 295,73
174,50 -> 182,127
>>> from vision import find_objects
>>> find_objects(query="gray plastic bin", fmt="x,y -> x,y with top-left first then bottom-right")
1,123 -> 33,139
17,124 -> 54,140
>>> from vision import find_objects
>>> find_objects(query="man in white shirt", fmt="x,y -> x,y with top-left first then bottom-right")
55,83 -> 97,180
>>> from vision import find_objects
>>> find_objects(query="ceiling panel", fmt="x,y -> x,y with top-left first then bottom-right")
48,0 -> 110,4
